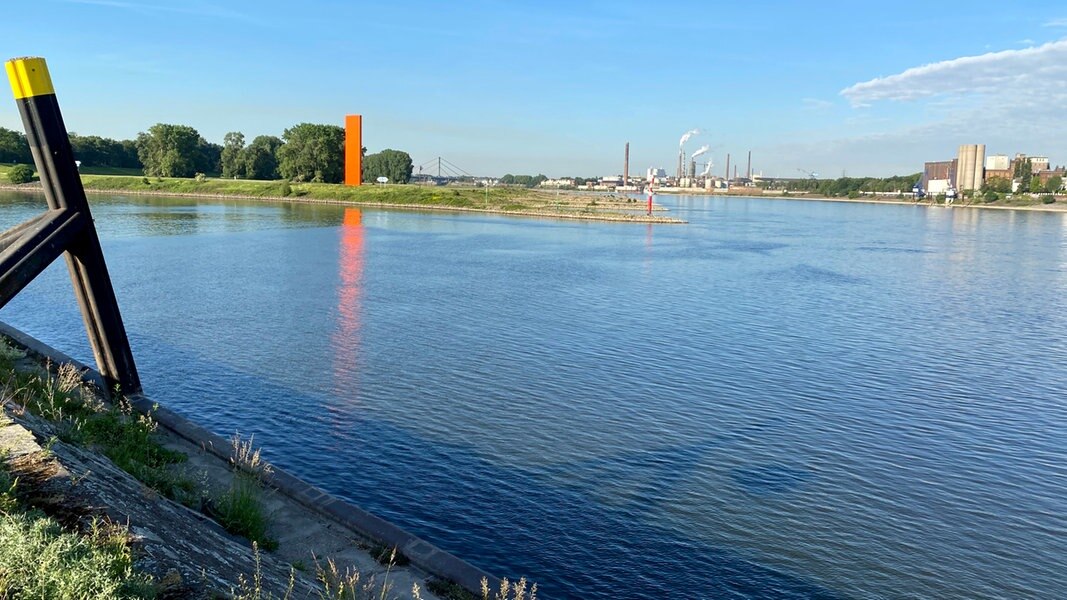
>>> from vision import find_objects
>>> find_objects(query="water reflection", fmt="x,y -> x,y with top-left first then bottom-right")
330,209 -> 365,410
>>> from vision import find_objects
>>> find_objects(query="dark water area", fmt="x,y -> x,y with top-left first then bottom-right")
0,191 -> 1064,599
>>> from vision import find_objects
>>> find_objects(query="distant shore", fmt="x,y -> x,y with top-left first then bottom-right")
652,187 -> 1067,212
0,177 -> 686,224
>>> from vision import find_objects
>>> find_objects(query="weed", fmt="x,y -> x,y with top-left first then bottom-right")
1,352 -> 193,522
231,541 -> 295,600
0,339 -> 25,363
0,453 -> 19,514
368,542 -> 409,567
0,512 -> 155,598
230,431 -> 273,481
212,473 -> 277,550
425,578 -> 477,600
481,577 -> 536,600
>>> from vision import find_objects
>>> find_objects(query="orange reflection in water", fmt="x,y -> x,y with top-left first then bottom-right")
331,210 -> 364,409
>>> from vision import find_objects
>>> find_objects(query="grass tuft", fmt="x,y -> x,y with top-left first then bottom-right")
212,473 -> 277,551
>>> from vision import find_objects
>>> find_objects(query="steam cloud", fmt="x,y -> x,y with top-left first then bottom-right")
679,129 -> 700,148
701,160 -> 714,176
691,145 -> 709,158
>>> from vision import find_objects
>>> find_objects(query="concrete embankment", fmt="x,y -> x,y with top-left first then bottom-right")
0,321 -> 504,599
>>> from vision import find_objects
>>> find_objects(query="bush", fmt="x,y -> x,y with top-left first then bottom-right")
194,172 -> 206,182
280,180 -> 292,197
847,190 -> 861,199
982,190 -> 999,203
8,164 -> 34,184
1042,194 -> 1055,204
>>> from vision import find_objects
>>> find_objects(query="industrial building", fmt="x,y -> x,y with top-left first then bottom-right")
922,159 -> 957,195
921,146 -> 1065,195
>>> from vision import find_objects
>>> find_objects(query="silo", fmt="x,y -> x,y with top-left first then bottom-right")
957,144 -> 975,191
973,144 -> 986,190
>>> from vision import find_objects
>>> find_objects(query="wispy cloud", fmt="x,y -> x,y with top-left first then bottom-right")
763,40 -> 1067,175
1043,17 -> 1067,27
801,98 -> 834,110
840,40 -> 1067,105
62,0 -> 260,24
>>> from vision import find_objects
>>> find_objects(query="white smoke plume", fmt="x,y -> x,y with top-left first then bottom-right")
691,144 -> 709,158
701,159 -> 714,176
679,129 -> 700,148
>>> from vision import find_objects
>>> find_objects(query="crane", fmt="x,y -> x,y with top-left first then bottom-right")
796,168 -> 819,180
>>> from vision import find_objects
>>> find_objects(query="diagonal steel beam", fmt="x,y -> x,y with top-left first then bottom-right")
0,208 -> 86,308
0,211 -> 53,254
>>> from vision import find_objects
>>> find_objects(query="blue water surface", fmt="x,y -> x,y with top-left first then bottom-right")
1,191 -> 1064,599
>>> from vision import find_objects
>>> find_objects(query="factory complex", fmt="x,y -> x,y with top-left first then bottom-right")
922,144 -> 1065,196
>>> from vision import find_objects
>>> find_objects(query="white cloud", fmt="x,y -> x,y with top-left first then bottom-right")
1043,18 -> 1067,27
840,40 -> 1067,105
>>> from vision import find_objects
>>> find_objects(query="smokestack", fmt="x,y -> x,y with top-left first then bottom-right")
677,151 -> 683,180
624,142 -> 629,187
746,151 -> 751,180
689,159 -> 696,179
734,165 -> 738,179
725,153 -> 731,181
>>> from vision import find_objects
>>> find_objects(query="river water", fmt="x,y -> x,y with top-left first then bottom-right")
0,192 -> 1064,599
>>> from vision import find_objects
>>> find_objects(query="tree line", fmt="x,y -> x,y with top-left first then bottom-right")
0,123 -> 413,184
499,174 -> 548,187
767,173 -> 922,196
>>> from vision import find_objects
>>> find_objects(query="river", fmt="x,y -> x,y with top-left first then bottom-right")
0,191 -> 1064,599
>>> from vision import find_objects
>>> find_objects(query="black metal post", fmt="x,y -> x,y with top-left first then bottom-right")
3,56 -> 141,394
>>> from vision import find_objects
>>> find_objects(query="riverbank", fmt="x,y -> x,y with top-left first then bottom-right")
653,187 -> 1067,212
0,322 -> 514,599
0,174 -> 685,224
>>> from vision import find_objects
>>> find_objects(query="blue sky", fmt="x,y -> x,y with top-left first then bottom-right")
4,1 -> 1066,177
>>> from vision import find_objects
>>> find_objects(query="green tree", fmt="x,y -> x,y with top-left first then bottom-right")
7,164 -> 33,184
982,176 -> 1011,194
276,123 -> 344,183
238,135 -> 283,180
220,131 -> 245,178
362,149 -> 413,184
1013,158 -> 1033,193
135,124 -> 206,178
1045,175 -> 1062,194
196,139 -> 222,175
68,134 -> 142,169
0,127 -> 31,163
1029,176 -> 1043,194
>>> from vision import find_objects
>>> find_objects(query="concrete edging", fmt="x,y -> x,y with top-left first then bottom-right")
0,320 -> 499,596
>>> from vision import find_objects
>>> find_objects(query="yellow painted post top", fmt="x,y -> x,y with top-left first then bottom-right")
5,57 -> 55,99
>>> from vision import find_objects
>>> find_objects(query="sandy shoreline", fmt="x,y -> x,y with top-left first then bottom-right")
0,183 -> 687,224
4,181 -> 1063,219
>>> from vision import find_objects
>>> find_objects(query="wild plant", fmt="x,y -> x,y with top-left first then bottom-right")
231,431 -> 273,481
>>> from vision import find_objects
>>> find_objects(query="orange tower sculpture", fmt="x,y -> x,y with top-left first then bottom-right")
344,114 -> 362,186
